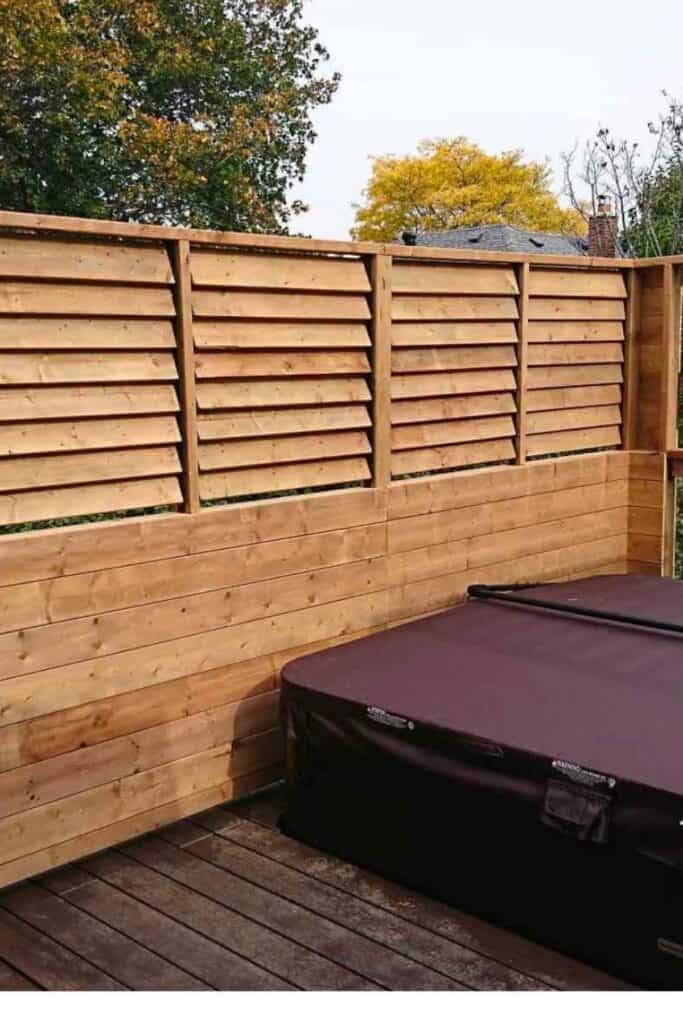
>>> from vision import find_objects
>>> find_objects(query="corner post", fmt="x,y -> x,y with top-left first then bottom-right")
169,239 -> 200,513
370,253 -> 393,488
515,262 -> 530,465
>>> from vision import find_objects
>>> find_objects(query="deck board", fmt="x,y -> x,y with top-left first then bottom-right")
0,784 -> 632,991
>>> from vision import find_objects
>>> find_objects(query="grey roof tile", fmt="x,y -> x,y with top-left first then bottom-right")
408,224 -> 589,256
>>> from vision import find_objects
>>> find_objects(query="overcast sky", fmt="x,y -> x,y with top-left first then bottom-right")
290,0 -> 682,240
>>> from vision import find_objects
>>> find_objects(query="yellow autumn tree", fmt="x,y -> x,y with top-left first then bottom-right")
352,137 -> 585,241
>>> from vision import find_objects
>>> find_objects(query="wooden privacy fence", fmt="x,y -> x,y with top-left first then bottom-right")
0,210 -> 680,888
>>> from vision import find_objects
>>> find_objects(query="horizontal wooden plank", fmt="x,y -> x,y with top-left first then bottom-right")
391,392 -> 516,425
527,426 -> 622,457
0,446 -> 180,493
0,317 -> 175,349
392,416 -> 515,452
0,384 -> 179,422
0,486 -> 386,586
200,431 -> 371,471
194,320 -> 370,349
193,290 -> 370,320
0,477 -> 182,529
528,406 -> 622,435
0,237 -> 173,284
0,558 -> 385,681
528,320 -> 624,343
0,351 -> 178,385
629,533 -> 662,563
389,507 -> 627,587
0,692 -> 279,818
195,350 -> 370,379
191,250 -> 371,292
528,298 -> 625,321
393,295 -> 518,321
393,438 -> 515,476
392,321 -> 518,346
392,345 -> 517,373
200,457 -> 371,499
0,281 -> 174,317
0,416 -> 180,457
527,365 -> 623,389
630,479 -> 664,509
389,478 -> 627,555
528,343 -> 624,366
526,385 -> 622,412
0,590 -> 388,726
0,522 -> 386,631
391,369 -> 516,400
391,262 -> 519,296
197,377 -> 371,410
529,270 -> 627,299
198,405 -> 371,441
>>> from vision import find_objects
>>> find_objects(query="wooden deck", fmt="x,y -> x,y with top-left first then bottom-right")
0,785 -> 631,991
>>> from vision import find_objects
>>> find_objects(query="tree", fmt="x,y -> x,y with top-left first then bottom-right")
351,137 -> 585,242
562,92 -> 683,257
0,0 -> 339,232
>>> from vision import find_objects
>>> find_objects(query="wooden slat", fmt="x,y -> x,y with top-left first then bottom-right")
200,457 -> 371,499
0,446 -> 180,492
0,317 -> 175,349
392,321 -> 517,346
0,281 -> 174,316
195,350 -> 370,378
0,237 -> 173,284
371,254 -> 392,489
170,239 -> 200,514
199,431 -> 371,470
0,351 -> 178,384
527,365 -> 623,389
391,262 -> 519,296
621,268 -> 640,450
392,345 -> 516,373
391,369 -> 516,400
0,415 -> 180,456
193,290 -> 370,320
392,416 -> 515,451
392,295 -> 518,321
393,439 -> 515,475
0,383 -> 179,422
195,320 -> 370,349
526,385 -> 622,412
198,405 -> 371,440
529,270 -> 627,298
527,406 -> 622,435
391,392 -> 516,425
191,250 -> 371,292
526,426 -> 621,457
197,377 -> 371,409
528,320 -> 624,343
528,298 -> 626,321
0,476 -> 182,528
516,263 -> 530,465
528,343 -> 624,365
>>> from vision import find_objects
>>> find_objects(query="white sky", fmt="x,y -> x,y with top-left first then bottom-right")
291,0 -> 682,240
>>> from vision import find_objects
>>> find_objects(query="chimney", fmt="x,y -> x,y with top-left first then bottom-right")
588,195 -> 619,258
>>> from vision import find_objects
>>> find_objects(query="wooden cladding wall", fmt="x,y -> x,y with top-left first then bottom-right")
0,235 -> 183,527
0,449 -> 649,888
190,248 -> 373,501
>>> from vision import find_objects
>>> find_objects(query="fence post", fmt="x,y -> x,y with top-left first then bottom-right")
622,267 -> 640,451
515,262 -> 530,465
370,253 -> 393,488
169,239 -> 200,513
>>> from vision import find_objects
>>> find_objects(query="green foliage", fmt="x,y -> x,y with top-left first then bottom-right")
0,0 -> 339,231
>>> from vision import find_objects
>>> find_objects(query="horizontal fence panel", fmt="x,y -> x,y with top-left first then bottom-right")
390,261 -> 520,478
391,262 -> 519,296
527,267 -> 627,460
0,237 -> 174,284
190,244 -> 373,503
191,250 -> 371,292
0,232 -> 183,524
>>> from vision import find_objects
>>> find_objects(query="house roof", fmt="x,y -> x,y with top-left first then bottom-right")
409,224 -> 589,257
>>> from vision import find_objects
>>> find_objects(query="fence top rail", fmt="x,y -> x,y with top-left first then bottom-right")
0,209 -> 643,269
